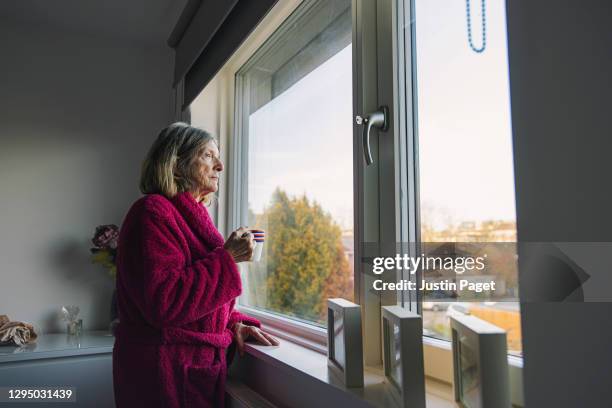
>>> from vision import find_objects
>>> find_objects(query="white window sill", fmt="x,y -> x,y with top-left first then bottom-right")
232,310 -> 523,406
422,335 -> 524,407
236,305 -> 327,353
232,337 -> 457,408
423,335 -> 523,368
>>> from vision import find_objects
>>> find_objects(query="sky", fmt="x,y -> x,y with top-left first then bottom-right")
247,0 -> 516,231
248,45 -> 354,228
414,0 -> 516,230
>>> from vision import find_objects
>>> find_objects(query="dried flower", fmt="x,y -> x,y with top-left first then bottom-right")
91,249 -> 117,279
91,224 -> 119,279
92,224 -> 119,250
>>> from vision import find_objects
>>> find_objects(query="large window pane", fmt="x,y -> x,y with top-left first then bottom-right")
236,0 -> 353,326
412,0 -> 521,355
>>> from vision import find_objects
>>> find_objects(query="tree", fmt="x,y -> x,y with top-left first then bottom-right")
263,188 -> 352,323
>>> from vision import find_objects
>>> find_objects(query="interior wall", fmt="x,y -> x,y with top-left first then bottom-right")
189,73 -> 228,232
507,0 -> 612,406
0,19 -> 174,333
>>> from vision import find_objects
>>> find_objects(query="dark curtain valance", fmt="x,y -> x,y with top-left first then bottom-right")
169,0 -> 278,109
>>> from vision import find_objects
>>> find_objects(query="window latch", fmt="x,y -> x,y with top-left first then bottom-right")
356,106 -> 389,165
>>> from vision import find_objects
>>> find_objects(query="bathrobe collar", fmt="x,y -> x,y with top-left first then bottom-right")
170,192 -> 224,249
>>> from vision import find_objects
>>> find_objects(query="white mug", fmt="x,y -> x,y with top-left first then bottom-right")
251,240 -> 264,262
249,229 -> 265,262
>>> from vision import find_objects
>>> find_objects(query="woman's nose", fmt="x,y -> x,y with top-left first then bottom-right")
215,159 -> 224,172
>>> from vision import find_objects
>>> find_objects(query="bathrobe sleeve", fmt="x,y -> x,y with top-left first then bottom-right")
227,309 -> 261,329
130,208 -> 243,328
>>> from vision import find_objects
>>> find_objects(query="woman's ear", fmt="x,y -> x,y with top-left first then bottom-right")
172,158 -> 191,188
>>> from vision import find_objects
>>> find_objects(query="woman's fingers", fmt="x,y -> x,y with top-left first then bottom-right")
248,327 -> 272,346
224,226 -> 256,263
240,232 -> 254,250
235,243 -> 252,259
236,235 -> 254,261
234,245 -> 248,255
261,331 -> 279,346
236,325 -> 279,350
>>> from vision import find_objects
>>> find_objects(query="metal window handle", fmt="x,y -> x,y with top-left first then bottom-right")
356,106 -> 389,165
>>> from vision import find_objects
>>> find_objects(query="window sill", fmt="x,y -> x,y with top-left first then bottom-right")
423,335 -> 523,367
232,310 -> 523,406
236,305 -> 327,353
230,336 -> 456,407
422,335 -> 524,407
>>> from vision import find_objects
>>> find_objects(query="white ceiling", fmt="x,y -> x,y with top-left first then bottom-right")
0,0 -> 189,46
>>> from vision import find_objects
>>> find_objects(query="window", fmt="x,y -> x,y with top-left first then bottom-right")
410,0 -> 521,355
233,0 -> 353,326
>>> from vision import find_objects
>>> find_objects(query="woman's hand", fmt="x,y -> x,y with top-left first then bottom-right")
232,322 -> 279,356
223,227 -> 254,263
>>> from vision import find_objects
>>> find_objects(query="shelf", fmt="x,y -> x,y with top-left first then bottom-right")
0,331 -> 114,363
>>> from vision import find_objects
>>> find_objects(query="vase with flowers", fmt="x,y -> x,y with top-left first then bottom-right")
90,224 -> 119,334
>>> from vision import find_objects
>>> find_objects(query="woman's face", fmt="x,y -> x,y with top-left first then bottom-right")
193,140 -> 223,199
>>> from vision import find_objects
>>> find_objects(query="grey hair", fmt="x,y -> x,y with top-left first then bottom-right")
140,122 -> 217,202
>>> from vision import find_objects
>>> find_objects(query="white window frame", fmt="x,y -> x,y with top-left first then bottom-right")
223,0 -> 353,349
220,0 -> 416,363
397,0 -> 524,362
194,0 -> 522,399
394,1 -> 524,402
209,0 -> 403,360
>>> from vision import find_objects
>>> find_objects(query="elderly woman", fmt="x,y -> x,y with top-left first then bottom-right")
113,123 -> 278,408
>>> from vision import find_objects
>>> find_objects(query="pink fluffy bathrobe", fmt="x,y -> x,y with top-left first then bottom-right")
113,192 -> 259,408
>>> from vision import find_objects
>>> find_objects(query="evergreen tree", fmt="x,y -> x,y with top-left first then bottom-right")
263,188 -> 352,323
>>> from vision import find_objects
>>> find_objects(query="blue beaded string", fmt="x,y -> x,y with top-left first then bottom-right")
466,0 -> 487,53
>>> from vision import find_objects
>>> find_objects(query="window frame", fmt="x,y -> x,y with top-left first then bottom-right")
189,0 -> 523,399
224,0 -> 419,362
236,305 -> 327,352
394,0 -> 421,312
221,0 -> 404,360
397,0 -> 524,360
392,0 -> 524,397
217,0 -> 521,358
228,0 -> 356,347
